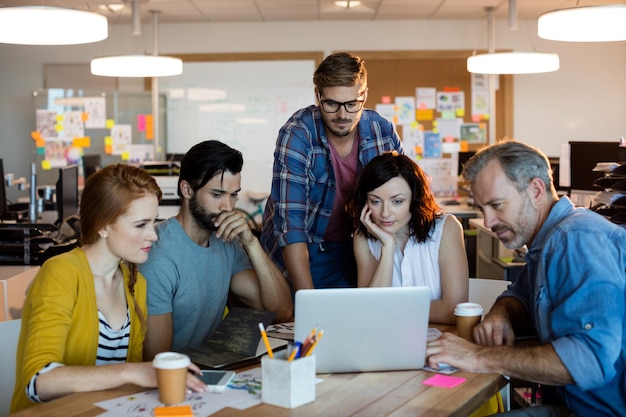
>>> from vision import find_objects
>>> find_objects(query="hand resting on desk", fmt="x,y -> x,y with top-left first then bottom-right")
34,361 -> 208,403
425,332 -> 484,372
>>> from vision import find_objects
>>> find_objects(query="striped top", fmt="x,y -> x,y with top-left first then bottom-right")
26,309 -> 131,403
96,310 -> 130,365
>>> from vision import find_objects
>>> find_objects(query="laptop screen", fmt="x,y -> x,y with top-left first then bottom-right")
294,287 -> 431,373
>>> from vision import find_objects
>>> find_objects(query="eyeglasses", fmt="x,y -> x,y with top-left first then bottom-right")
318,90 -> 366,113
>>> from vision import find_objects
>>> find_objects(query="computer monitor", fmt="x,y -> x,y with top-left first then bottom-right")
82,154 -> 101,180
166,153 -> 185,162
0,159 -> 7,219
55,165 -> 79,226
457,151 -> 476,176
569,141 -> 620,191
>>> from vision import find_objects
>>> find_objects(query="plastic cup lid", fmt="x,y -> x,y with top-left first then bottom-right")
152,352 -> 191,369
454,302 -> 484,317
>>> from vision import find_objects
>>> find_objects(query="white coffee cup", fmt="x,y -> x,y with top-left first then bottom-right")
152,352 -> 191,405
454,302 -> 484,343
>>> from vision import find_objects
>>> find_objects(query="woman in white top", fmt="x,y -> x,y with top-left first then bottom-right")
347,152 -> 468,323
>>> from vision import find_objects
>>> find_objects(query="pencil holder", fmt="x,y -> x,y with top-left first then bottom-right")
261,352 -> 316,409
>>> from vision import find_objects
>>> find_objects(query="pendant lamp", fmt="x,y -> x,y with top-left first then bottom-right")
91,55 -> 182,77
90,2 -> 182,77
0,6 -> 107,45
467,52 -> 560,74
467,5 -> 559,75
538,5 -> 626,42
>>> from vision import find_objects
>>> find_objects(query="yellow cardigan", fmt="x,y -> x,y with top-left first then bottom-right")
11,248 -> 147,412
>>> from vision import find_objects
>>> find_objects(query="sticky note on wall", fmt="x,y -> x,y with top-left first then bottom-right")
72,137 -> 91,148
145,115 -> 154,140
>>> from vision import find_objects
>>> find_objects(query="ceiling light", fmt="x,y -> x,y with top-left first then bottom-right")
91,55 -> 183,77
99,4 -> 125,13
467,6 -> 559,75
538,5 -> 626,42
91,7 -> 182,78
0,6 -> 107,45
467,52 -> 559,74
334,1 -> 362,8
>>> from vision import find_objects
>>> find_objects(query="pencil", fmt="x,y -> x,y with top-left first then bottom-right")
300,327 -> 317,354
304,330 -> 324,356
258,322 -> 274,359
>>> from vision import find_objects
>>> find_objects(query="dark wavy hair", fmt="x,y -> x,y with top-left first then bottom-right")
178,140 -> 243,197
347,152 -> 441,243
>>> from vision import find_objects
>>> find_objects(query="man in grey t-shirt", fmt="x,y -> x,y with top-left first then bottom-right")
139,140 -> 293,359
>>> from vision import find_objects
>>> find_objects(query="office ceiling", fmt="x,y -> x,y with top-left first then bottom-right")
0,0 -> 622,24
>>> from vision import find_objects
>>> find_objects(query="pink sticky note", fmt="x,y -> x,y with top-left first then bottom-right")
422,374 -> 466,388
137,114 -> 146,132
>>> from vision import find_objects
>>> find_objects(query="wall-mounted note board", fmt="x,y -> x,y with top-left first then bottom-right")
159,59 -> 317,197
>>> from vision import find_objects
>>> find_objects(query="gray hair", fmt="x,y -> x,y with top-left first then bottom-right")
462,139 -> 555,195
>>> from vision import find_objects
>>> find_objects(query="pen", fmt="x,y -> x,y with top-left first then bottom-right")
258,322 -> 274,359
304,330 -> 324,357
287,342 -> 300,362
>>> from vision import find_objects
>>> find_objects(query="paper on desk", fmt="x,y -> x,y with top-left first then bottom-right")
94,367 -> 323,416
94,368 -> 264,417
428,328 -> 443,341
265,322 -> 295,340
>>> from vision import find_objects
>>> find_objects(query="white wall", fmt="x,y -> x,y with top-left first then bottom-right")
1,19 -> 624,198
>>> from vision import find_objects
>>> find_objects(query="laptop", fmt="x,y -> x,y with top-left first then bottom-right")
294,286 -> 431,373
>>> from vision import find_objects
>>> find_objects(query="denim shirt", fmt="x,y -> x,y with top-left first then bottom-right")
260,105 -> 403,273
502,197 -> 626,416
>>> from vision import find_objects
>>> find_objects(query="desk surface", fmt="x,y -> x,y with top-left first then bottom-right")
9,324 -> 507,417
9,370 -> 506,417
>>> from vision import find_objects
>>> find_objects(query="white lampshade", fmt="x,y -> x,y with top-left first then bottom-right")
538,5 -> 626,42
91,55 -> 183,77
0,6 -> 107,45
467,52 -> 560,74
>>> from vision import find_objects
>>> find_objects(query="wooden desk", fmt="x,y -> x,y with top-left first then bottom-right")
9,370 -> 506,417
9,324 -> 507,417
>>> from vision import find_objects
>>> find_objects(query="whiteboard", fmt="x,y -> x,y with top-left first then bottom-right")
159,60 -> 316,202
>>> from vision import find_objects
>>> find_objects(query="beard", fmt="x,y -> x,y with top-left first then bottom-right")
492,195 -> 537,249
323,115 -> 356,138
189,194 -> 220,231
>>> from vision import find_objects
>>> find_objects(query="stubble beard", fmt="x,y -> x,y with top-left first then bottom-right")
189,194 -> 220,231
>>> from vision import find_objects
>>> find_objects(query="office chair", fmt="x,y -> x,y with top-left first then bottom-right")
468,278 -> 512,413
0,319 -> 21,417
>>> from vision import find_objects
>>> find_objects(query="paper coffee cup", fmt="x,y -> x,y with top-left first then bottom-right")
152,352 -> 191,405
454,302 -> 483,343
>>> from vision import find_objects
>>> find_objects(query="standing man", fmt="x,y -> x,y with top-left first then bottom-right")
426,140 -> 626,416
140,140 -> 293,360
260,52 -> 403,292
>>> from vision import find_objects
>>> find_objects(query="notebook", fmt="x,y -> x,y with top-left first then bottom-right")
180,307 -> 288,370
294,286 -> 431,373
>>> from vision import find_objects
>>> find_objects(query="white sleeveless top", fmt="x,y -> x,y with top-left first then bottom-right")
367,214 -> 449,301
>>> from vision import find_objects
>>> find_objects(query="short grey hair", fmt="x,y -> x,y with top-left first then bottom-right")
462,139 -> 555,194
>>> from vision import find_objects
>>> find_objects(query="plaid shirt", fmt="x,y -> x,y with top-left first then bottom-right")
260,105 -> 403,274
